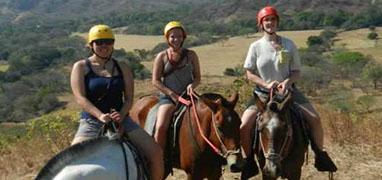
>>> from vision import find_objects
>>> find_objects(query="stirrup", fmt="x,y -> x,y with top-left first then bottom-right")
240,158 -> 259,180
314,151 -> 337,172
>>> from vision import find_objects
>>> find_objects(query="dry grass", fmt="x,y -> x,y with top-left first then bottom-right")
333,27 -> 382,63
185,30 -> 321,76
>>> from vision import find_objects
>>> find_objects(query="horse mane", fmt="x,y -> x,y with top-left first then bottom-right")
36,137 -> 116,179
200,93 -> 231,108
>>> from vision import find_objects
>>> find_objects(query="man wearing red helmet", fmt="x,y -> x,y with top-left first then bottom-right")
240,6 -> 337,179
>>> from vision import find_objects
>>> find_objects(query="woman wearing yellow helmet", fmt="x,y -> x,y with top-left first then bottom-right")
70,24 -> 164,180
240,6 -> 337,179
152,21 -> 201,152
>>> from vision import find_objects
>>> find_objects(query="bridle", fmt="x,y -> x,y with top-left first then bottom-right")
258,115 -> 293,162
258,88 -> 293,162
188,90 -> 240,158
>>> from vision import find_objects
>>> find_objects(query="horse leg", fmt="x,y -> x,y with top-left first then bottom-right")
205,166 -> 222,180
186,171 -> 204,180
286,169 -> 301,180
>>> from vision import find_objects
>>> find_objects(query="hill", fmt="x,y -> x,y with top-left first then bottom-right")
1,27 -> 382,179
1,0 -> 381,35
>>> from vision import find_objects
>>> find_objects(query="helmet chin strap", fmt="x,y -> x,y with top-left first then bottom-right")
265,30 -> 276,35
91,48 -> 113,60
262,26 -> 276,35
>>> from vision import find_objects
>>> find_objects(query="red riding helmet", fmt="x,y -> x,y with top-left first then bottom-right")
257,6 -> 279,26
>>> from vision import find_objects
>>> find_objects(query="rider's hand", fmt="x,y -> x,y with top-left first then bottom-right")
265,81 -> 279,90
98,113 -> 112,124
186,84 -> 193,95
277,80 -> 290,94
109,110 -> 122,123
109,109 -> 124,135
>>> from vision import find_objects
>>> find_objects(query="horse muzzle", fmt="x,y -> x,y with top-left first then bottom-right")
226,152 -> 244,173
263,159 -> 281,179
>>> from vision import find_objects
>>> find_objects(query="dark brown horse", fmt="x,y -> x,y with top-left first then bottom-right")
130,92 -> 244,180
252,89 -> 308,180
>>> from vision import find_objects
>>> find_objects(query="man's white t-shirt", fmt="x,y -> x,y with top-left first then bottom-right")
244,36 -> 301,83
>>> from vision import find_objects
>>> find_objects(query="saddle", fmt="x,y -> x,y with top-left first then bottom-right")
144,93 -> 191,174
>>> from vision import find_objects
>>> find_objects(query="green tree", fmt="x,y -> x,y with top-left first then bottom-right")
307,36 -> 324,47
362,63 -> 382,89
331,51 -> 370,78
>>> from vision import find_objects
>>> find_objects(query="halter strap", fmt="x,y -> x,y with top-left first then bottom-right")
187,89 -> 238,158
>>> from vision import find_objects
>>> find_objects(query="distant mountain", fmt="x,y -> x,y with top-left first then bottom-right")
0,0 -> 381,34
1,0 -> 377,20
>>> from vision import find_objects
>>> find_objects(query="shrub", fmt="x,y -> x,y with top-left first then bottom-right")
307,36 -> 324,47
361,63 -> 382,89
298,66 -> 331,95
331,51 -> 370,78
367,32 -> 378,40
325,87 -> 354,113
356,95 -> 376,113
224,65 -> 245,77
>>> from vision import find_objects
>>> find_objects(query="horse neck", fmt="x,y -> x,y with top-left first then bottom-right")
187,102 -> 216,153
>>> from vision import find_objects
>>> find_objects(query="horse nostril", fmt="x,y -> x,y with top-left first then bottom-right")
270,102 -> 278,111
229,164 -> 240,173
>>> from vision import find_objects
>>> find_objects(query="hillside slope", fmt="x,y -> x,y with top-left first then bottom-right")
1,0 -> 381,31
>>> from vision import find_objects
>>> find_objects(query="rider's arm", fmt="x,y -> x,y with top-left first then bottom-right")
152,51 -> 179,101
284,70 -> 300,87
70,60 -> 110,123
245,70 -> 267,88
118,61 -> 134,118
189,50 -> 201,89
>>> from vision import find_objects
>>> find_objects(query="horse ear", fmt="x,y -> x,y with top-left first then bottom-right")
228,92 -> 239,107
202,98 -> 221,112
280,91 -> 293,111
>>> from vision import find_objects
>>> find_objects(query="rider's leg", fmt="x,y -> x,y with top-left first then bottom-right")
297,102 -> 337,172
71,136 -> 93,145
240,108 -> 258,158
128,128 -> 164,180
155,103 -> 175,150
71,117 -> 104,145
297,103 -> 323,150
240,106 -> 259,179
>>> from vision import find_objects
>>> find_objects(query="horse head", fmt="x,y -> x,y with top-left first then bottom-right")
254,88 -> 294,179
197,92 -> 244,173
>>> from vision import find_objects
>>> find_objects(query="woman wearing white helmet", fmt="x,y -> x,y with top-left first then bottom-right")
152,21 -> 201,152
240,6 -> 337,179
70,24 -> 164,180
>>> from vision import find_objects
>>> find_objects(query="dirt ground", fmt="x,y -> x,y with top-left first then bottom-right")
165,144 -> 382,180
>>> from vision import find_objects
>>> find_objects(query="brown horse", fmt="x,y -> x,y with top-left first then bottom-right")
130,92 -> 244,180
252,89 -> 308,180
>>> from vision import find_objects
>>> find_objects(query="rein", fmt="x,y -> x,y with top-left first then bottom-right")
187,89 -> 239,158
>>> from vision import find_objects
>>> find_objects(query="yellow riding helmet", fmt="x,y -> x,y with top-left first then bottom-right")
163,21 -> 187,38
88,24 -> 115,44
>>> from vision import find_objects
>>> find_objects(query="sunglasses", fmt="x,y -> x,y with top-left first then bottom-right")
93,39 -> 114,46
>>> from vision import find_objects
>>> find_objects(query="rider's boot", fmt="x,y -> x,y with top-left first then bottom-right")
314,150 -> 337,172
309,133 -> 337,172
